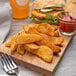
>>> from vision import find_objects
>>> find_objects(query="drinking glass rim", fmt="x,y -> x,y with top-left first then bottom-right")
11,0 -> 29,10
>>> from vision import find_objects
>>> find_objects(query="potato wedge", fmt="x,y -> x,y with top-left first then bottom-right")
36,38 -> 61,53
54,30 -> 59,37
40,34 -> 64,45
24,27 -> 61,53
7,33 -> 20,49
5,38 -> 12,47
5,30 -> 25,47
30,24 -> 39,30
36,23 -> 55,36
19,30 -> 26,35
17,45 -> 25,55
23,24 -> 29,33
24,43 -> 39,52
48,37 -> 64,45
11,41 -> 18,52
51,25 -> 58,31
33,46 -> 53,62
28,27 -> 40,35
16,34 -> 42,44
23,25 -> 40,35
30,23 -> 58,31
30,23 -> 59,37
24,23 -> 56,36
37,23 -> 50,34
5,37 -> 17,47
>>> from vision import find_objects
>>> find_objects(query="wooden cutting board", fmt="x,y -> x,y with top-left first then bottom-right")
0,23 -> 73,76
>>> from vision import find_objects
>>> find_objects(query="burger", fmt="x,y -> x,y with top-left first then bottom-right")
30,0 -> 65,24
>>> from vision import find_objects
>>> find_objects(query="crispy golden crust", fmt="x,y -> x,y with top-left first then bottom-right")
33,46 -> 53,62
5,30 -> 25,47
17,45 -> 25,55
23,26 -> 61,53
32,0 -> 65,9
24,43 -> 39,52
16,34 -> 42,44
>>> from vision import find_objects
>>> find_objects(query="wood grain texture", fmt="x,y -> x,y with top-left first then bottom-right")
0,27 -> 72,76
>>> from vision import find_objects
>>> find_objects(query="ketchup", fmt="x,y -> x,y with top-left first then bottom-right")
61,15 -> 76,21
59,15 -> 76,33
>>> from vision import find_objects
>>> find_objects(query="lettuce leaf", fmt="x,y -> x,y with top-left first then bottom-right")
30,14 -> 58,24
45,14 -> 58,24
29,16 -> 35,21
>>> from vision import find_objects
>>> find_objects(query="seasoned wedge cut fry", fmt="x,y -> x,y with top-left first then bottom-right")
36,23 -> 56,36
28,27 -> 40,35
24,23 -> 56,36
51,25 -> 58,31
5,36 -> 17,47
11,41 -> 18,52
48,37 -> 64,45
40,34 -> 64,45
31,27 -> 60,53
17,45 -> 25,55
5,37 -> 17,47
16,34 -> 42,44
5,30 -> 25,47
5,38 -> 12,47
48,31 -> 55,37
23,25 -> 41,35
5,23 -> 65,62
36,38 -> 61,53
24,44 -> 39,52
7,30 -> 25,51
30,24 -> 39,29
33,46 -> 53,62
20,30 -> 26,35
30,23 -> 58,31
23,24 -> 29,33
24,26 -> 61,53
37,23 -> 50,34
29,23 -> 59,37
54,30 -> 59,37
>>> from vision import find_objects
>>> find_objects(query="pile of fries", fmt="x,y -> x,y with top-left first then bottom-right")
5,23 -> 64,62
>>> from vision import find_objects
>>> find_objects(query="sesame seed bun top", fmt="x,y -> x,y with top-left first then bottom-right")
32,0 -> 65,9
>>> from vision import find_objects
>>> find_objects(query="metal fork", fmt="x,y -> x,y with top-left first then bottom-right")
0,54 -> 19,76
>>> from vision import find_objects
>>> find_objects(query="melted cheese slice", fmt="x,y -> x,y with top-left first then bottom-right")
31,10 -> 60,18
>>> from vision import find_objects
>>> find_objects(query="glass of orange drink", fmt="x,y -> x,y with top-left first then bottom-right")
10,0 -> 29,19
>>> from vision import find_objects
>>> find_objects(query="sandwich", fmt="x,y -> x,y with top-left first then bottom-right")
30,0 -> 65,24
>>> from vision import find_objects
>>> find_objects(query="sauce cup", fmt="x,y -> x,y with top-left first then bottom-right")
58,12 -> 76,36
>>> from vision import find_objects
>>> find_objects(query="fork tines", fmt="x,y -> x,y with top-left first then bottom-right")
0,54 -> 18,72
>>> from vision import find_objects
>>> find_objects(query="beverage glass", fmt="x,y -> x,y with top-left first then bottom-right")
10,0 -> 29,19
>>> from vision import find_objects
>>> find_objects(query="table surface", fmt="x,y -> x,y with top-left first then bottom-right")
0,0 -> 76,76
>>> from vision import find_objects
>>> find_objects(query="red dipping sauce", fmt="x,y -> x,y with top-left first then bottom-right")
58,12 -> 76,35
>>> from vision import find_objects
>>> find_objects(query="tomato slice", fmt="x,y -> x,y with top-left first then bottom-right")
37,9 -> 41,13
